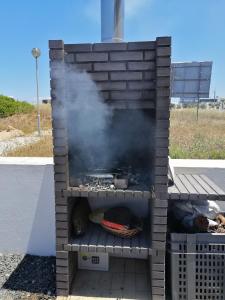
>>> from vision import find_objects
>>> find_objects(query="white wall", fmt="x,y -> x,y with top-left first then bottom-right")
0,158 -> 55,256
0,158 -> 224,257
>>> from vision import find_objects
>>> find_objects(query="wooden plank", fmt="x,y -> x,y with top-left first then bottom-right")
185,174 -> 208,200
173,176 -> 189,200
96,225 -> 107,253
200,175 -> 225,200
192,174 -> 217,199
168,183 -> 180,200
177,174 -> 198,200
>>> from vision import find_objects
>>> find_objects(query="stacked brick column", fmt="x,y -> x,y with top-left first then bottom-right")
49,37 -> 171,298
151,37 -> 171,300
49,40 -> 71,296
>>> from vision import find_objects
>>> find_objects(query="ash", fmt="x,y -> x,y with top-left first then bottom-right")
70,168 -> 151,191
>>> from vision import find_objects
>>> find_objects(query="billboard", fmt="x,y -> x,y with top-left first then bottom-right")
171,61 -> 212,102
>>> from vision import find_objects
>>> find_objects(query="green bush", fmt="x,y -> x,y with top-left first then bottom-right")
0,95 -> 34,118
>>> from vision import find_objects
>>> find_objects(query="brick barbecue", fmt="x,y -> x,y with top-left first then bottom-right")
49,37 -> 171,300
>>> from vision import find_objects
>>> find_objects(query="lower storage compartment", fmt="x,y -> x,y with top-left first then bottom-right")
70,257 -> 151,300
169,233 -> 225,300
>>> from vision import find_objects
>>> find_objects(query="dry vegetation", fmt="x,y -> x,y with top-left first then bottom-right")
170,108 -> 225,159
6,135 -> 53,157
0,104 -> 52,135
1,106 -> 225,159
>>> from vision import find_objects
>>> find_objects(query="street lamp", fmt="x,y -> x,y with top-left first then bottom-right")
31,48 -> 41,136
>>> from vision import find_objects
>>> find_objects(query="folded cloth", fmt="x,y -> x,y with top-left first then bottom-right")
172,200 -> 221,230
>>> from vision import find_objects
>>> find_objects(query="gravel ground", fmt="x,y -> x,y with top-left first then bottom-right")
0,254 -> 56,300
0,130 -> 52,155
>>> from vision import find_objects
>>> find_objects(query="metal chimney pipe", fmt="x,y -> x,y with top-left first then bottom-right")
101,0 -> 124,43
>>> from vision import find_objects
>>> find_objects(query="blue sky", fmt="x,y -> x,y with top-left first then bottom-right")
0,0 -> 225,102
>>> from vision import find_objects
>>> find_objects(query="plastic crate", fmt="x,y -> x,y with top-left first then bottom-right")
169,233 -> 225,300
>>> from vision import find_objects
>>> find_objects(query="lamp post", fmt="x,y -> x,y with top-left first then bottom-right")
31,48 -> 41,136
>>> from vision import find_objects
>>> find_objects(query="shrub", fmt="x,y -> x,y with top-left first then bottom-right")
0,95 -> 34,118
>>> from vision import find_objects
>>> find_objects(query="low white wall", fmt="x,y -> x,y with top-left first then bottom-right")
0,158 -> 55,256
0,157 -> 224,257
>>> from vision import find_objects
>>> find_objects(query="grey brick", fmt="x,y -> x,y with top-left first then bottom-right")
100,91 -> 110,100
155,138 -> 169,148
153,208 -> 167,217
53,147 -> 68,156
155,130 -> 169,139
157,67 -> 170,77
56,251 -> 68,259
156,109 -> 170,120
110,51 -> 143,61
49,40 -> 64,49
53,138 -> 67,147
128,41 -> 155,50
74,63 -> 92,72
76,52 -> 108,62
152,287 -> 165,295
64,43 -> 92,52
152,279 -> 165,287
155,148 -> 169,157
55,206 -> 67,213
128,61 -> 155,70
49,50 -> 64,61
157,57 -> 170,67
55,182 -> 67,192
55,173 -> 67,182
57,281 -> 68,289
157,77 -> 170,87
152,295 -> 165,300
56,266 -> 68,274
152,241 -> 166,250
153,225 -> 167,233
157,88 -> 170,97
64,53 -> 74,63
128,81 -> 154,90
156,36 -> 171,46
89,72 -> 108,81
156,46 -> 171,57
153,216 -> 167,225
156,97 -> 170,109
144,71 -> 155,80
154,199 -> 168,207
142,90 -> 155,99
56,274 -> 69,282
155,176 -> 168,185
111,91 -> 142,100
152,255 -> 165,265
155,166 -> 168,176
56,222 -> 68,230
93,42 -> 127,51
56,237 -> 68,246
56,213 -> 68,222
56,229 -> 68,237
154,183 -> 168,192
110,71 -> 142,81
56,288 -> 69,296
53,129 -> 67,138
144,51 -> 155,60
94,62 -> 126,71
152,263 -> 165,270
152,233 -> 167,243
55,198 -> 67,206
99,81 -> 126,91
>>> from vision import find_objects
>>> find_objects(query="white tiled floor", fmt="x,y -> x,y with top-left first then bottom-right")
68,257 -> 150,300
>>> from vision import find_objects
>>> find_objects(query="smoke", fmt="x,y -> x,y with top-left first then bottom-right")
52,62 -> 155,178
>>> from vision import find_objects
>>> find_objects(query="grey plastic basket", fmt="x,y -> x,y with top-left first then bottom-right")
170,233 -> 225,300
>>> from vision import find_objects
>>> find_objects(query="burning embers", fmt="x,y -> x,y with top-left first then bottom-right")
70,167 -> 151,191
